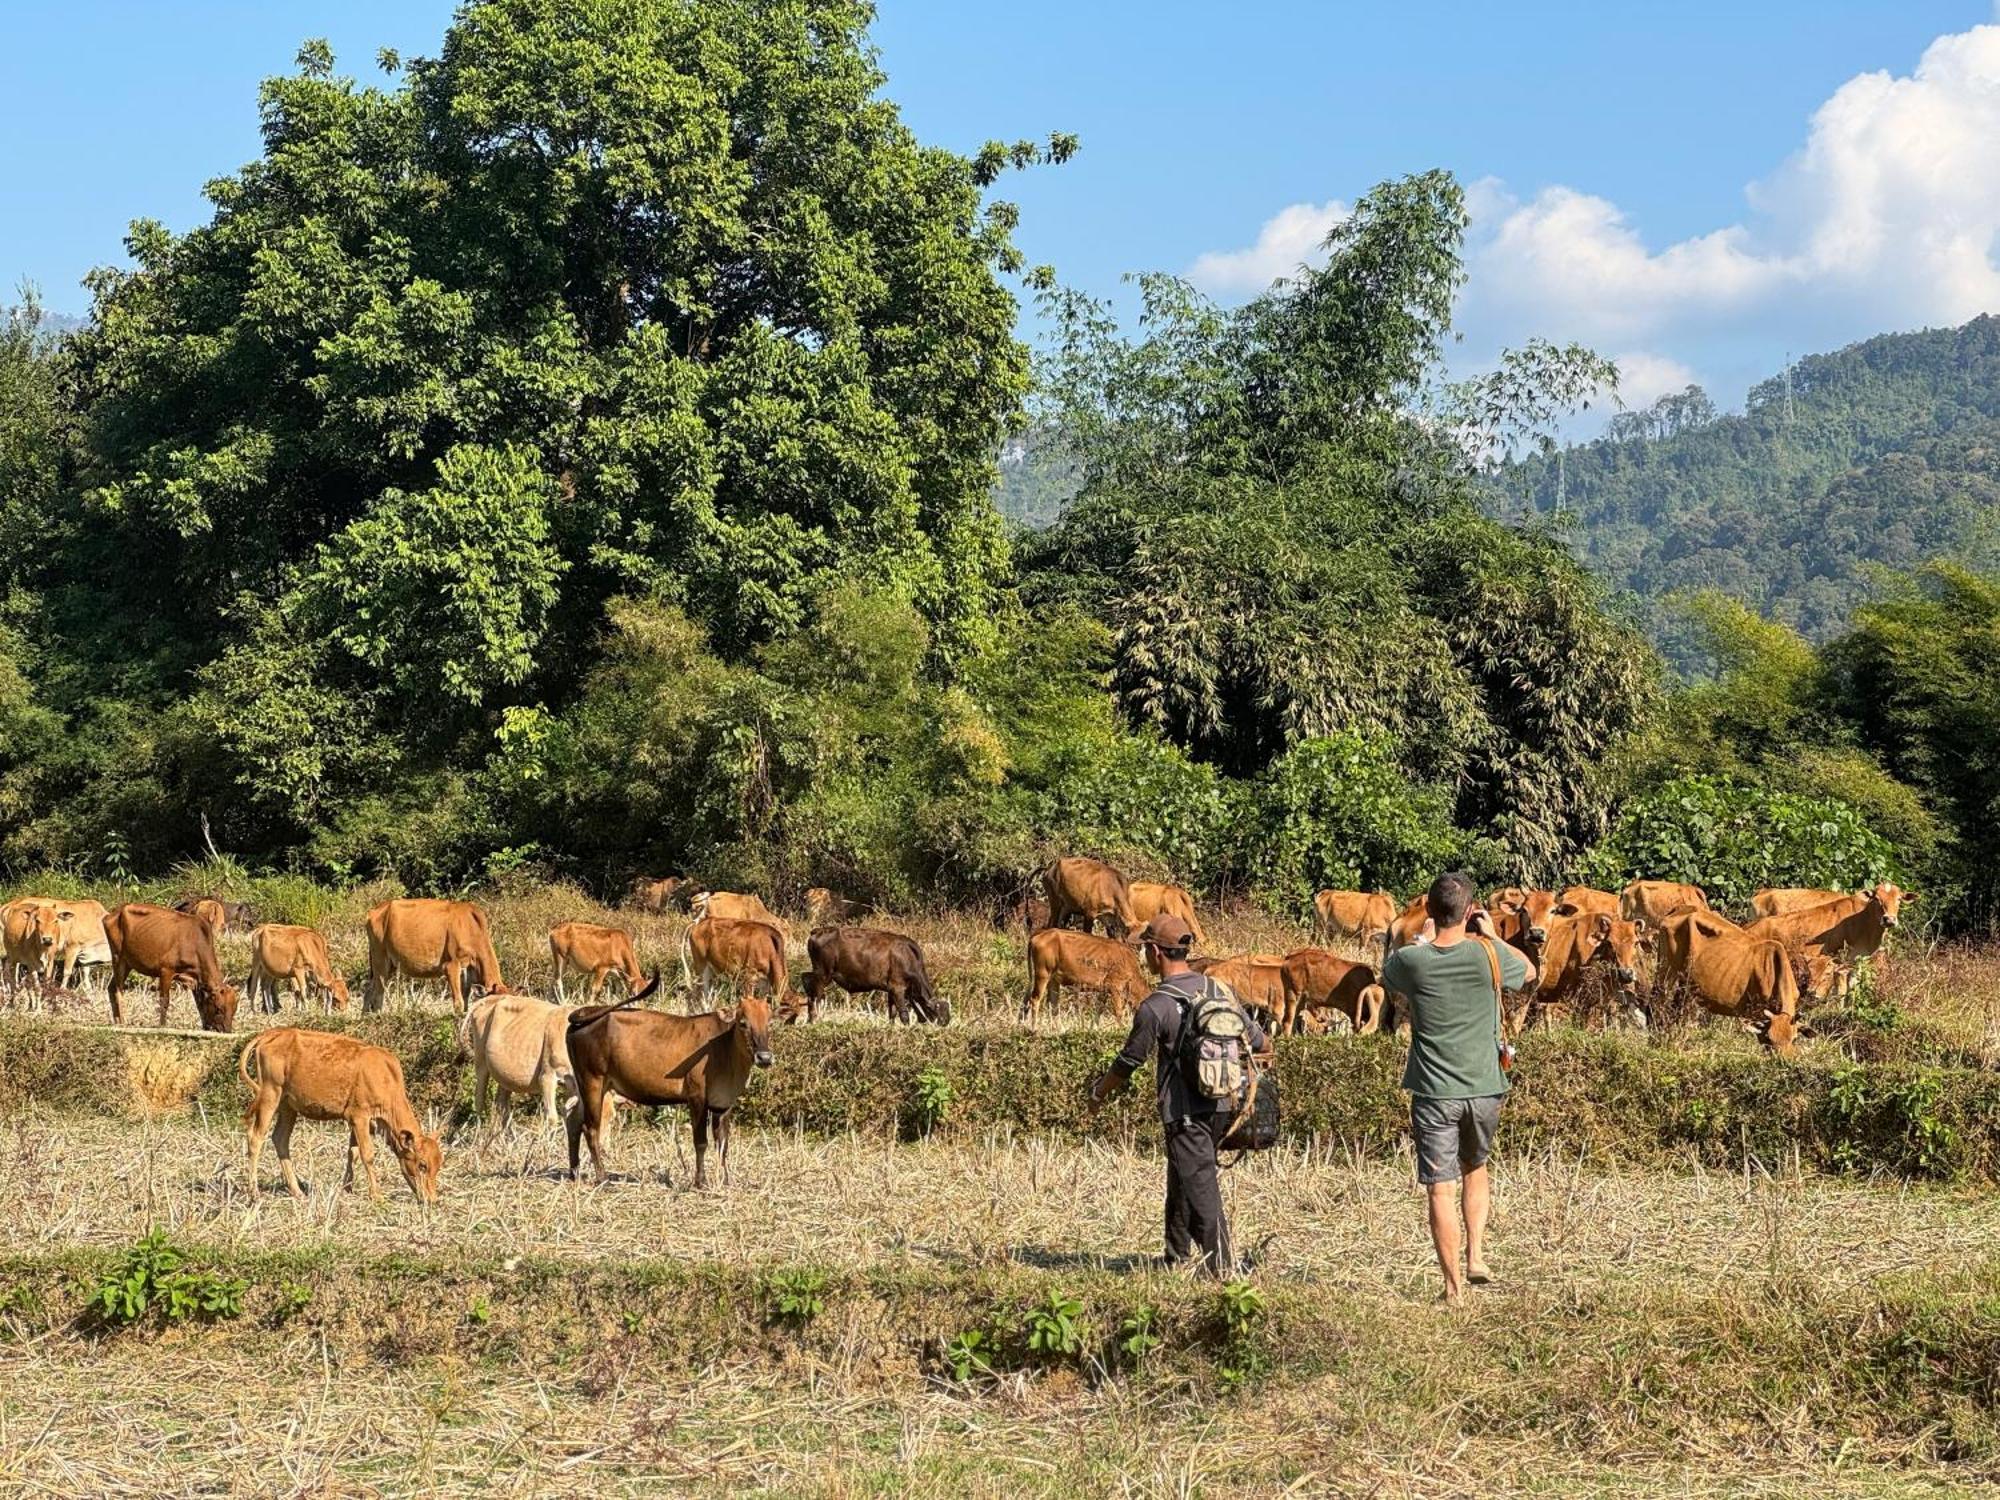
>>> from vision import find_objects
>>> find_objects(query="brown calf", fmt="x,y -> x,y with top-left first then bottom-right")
549,921 -> 645,1001
249,924 -> 351,1013
1042,856 -> 1139,938
1022,928 -> 1151,1023
686,917 -> 791,1015
565,979 -> 773,1186
240,1027 -> 441,1201
1128,881 -> 1206,944
105,903 -> 240,1031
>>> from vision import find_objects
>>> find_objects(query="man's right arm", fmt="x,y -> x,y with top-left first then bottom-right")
1092,1001 -> 1159,1103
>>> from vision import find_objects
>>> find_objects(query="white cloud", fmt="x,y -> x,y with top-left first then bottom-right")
1190,20 -> 2000,404
1188,199 -> 1346,295
1607,350 -> 1701,411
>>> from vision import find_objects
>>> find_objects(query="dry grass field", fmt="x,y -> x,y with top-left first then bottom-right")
6,877 -> 2000,1495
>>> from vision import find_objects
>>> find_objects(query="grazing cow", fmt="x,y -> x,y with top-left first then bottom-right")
1128,881 -> 1206,945
248,924 -> 351,1013
1653,908 -> 1744,993
104,903 -> 239,1032
48,898 -> 111,988
1041,856 -> 1140,938
1528,911 -> 1643,1030
1188,955 -> 1287,1028
1619,880 -> 1709,932
686,916 -> 791,1014
625,875 -> 688,914
565,980 -> 773,1186
690,890 -> 785,928
458,990 -> 615,1125
1751,887 -> 1845,919
804,887 -> 868,927
240,1027 -> 441,1201
1743,884 -> 1906,995
1677,927 -> 1810,1058
549,921 -> 645,1001
363,898 -> 506,1014
1022,928 -> 1150,1023
1,898 -> 61,998
804,927 -> 947,1025
1554,886 -> 1620,920
1279,948 -> 1385,1036
1313,890 -> 1398,949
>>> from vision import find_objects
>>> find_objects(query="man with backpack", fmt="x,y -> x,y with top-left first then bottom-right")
1381,871 -> 1538,1303
1087,914 -> 1270,1275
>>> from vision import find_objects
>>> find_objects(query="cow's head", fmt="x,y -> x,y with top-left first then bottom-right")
735,991 -> 776,1068
1748,1007 -> 1812,1060
390,1123 -> 443,1204
28,905 -> 61,953
1800,953 -> 1843,1002
1515,890 -> 1557,944
197,981 -> 241,1034
1583,913 -> 1641,989
1862,883 -> 1907,928
328,972 -> 353,1011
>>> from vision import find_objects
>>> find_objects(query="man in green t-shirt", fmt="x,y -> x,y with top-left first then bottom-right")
1381,871 -> 1537,1303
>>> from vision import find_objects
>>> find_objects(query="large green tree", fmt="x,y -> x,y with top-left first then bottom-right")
20,1 -> 1065,864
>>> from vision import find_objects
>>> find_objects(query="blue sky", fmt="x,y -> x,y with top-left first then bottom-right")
7,1 -> 1999,416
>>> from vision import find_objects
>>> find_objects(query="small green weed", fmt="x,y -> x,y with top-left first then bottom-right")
911,1067 -> 955,1135
88,1229 -> 247,1328
763,1266 -> 830,1326
1025,1289 -> 1086,1361
943,1327 -> 995,1382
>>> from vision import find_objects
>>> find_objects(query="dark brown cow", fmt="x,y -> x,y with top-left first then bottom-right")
1022,927 -> 1150,1023
565,980 -> 773,1186
240,1027 -> 442,1201
686,916 -> 792,1015
1042,857 -> 1139,938
1279,948 -> 1385,1036
364,899 -> 507,1014
804,926 -> 947,1025
549,921 -> 645,1001
104,903 -> 240,1032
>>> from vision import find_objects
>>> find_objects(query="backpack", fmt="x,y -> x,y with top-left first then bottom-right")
1177,977 -> 1252,1104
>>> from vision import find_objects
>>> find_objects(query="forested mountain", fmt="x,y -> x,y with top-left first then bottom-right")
1498,316 -> 2000,651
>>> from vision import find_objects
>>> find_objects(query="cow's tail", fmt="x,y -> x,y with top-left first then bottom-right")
455,1005 -> 477,1060
238,1033 -> 267,1089
677,924 -> 695,988
567,972 -> 661,1032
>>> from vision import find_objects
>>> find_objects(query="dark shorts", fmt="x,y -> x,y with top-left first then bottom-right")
1411,1095 -> 1503,1185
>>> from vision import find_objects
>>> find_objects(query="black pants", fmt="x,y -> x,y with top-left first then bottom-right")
1164,1112 -> 1231,1274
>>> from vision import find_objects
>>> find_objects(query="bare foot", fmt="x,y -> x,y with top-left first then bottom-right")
1440,1281 -> 1464,1306
1467,1261 -> 1496,1286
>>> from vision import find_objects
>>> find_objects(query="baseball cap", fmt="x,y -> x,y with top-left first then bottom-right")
1138,914 -> 1196,950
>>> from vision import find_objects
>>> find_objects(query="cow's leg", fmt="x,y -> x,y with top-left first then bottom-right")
244,1087 -> 279,1199
289,974 -> 307,1014
274,1105 -> 307,1198
156,971 -> 174,1027
107,959 -> 126,1024
473,1054 -> 492,1122
690,1102 -> 709,1189
589,966 -> 609,1002
569,1073 -> 610,1182
442,964 -> 467,1016
715,1107 -> 734,1185
349,1115 -> 383,1198
538,1065 -> 560,1124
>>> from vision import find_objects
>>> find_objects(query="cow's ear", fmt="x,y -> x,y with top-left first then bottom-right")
1795,1019 -> 1815,1037
394,1127 -> 417,1151
1592,913 -> 1612,936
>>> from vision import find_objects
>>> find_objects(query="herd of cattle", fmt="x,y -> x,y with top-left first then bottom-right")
0,863 -> 1906,1202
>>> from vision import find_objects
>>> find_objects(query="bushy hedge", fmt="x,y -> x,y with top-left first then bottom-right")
8,1016 -> 2000,1183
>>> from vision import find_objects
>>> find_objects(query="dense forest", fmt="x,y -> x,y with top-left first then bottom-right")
1499,317 -> 2000,654
2,0 -> 1997,931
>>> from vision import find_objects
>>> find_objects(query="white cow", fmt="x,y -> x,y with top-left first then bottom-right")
458,992 -> 616,1128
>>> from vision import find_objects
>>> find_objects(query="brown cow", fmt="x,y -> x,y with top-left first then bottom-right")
1488,888 -> 1558,946
1042,857 -> 1139,938
174,897 -> 228,938
1675,927 -> 1812,1059
104,903 -> 239,1031
804,926 -> 947,1025
1743,884 -> 1906,995
363,898 -> 506,1014
549,921 -> 645,1002
691,890 -> 785,928
625,875 -> 688,914
1554,886 -> 1620,920
1653,908 -> 1743,993
1528,911 -> 1643,1030
1022,928 -> 1151,1023
804,887 -> 868,927
686,916 -> 791,1015
240,1027 -> 441,1201
1129,881 -> 1206,945
248,924 -> 351,1013
1619,880 -> 1709,931
48,898 -> 111,987
1189,955 -> 1287,1028
1280,948 -> 1385,1036
2,898 -> 60,997
1313,890 -> 1397,948
565,980 -> 773,1186
1751,887 -> 1845,919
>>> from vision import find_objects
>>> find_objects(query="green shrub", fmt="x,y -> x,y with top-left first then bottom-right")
763,1267 -> 830,1326
87,1229 -> 247,1328
1585,774 -> 1898,911
1023,1288 -> 1087,1362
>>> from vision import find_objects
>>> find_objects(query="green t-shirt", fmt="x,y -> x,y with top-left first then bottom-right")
1383,937 -> 1529,1099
